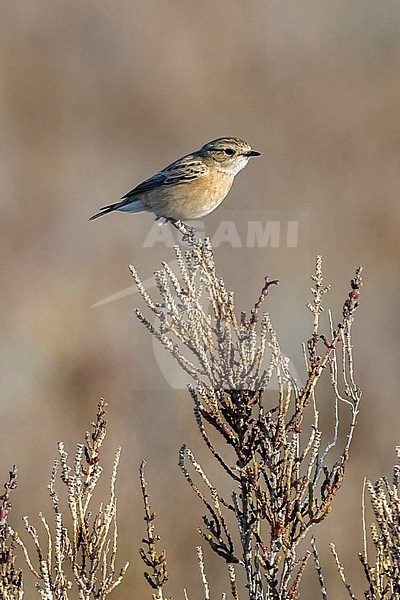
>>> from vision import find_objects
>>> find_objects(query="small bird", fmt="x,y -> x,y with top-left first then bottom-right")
89,137 -> 261,223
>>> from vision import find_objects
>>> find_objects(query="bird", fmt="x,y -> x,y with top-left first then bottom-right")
89,137 -> 261,224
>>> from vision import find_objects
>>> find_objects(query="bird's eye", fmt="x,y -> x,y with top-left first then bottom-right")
223,148 -> 235,156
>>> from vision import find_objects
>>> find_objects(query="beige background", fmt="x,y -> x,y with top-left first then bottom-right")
1,1 -> 399,597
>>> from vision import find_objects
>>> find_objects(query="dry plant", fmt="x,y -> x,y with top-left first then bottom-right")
0,466 -> 23,599
330,447 -> 400,599
139,461 -> 237,600
6,400 -> 129,599
130,225 -> 363,599
139,461 -> 171,600
1,227 -> 368,599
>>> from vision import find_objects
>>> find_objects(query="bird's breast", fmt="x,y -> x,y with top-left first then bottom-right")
140,169 -> 234,220
181,169 -> 234,218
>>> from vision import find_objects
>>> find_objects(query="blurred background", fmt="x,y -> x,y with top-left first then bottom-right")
1,1 -> 399,597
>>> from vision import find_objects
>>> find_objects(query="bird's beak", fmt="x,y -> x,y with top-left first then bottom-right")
246,150 -> 262,157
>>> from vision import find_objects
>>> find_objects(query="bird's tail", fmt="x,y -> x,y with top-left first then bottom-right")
89,203 -> 119,220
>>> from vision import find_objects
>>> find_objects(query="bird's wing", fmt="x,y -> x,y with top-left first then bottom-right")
121,156 -> 207,199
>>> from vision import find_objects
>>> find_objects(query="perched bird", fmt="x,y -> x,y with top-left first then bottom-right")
89,137 -> 261,223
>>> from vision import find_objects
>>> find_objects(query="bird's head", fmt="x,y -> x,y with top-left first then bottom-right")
198,137 -> 261,175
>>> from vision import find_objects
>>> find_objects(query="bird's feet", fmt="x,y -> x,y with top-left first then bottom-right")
168,219 -> 196,244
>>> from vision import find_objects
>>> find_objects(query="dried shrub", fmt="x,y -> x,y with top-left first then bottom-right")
0,467 -> 23,599
11,401 -> 128,599
331,447 -> 400,599
130,227 -> 363,599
